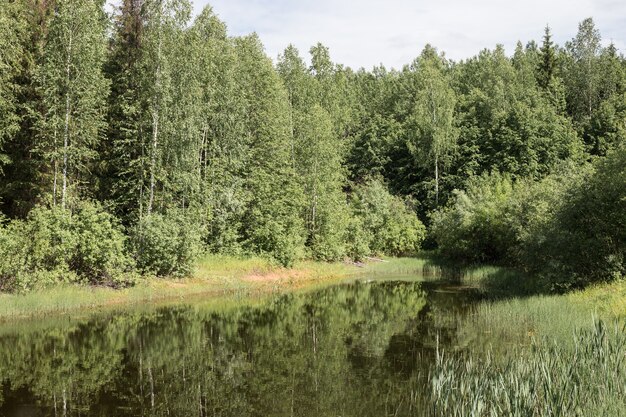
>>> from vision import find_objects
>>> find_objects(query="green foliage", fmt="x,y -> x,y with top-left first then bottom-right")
433,148 -> 625,289
131,210 -> 204,277
407,46 -> 458,205
0,7 -> 625,294
529,147 -> 626,288
350,179 -> 426,258
34,0 -> 110,207
430,173 -> 516,263
0,202 -> 134,292
235,35 -> 306,266
0,0 -> 26,159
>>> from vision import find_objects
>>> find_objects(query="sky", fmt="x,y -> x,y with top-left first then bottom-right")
193,0 -> 625,69
109,0 -> 626,70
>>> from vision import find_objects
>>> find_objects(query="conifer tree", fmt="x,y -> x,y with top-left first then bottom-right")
0,1 -> 26,160
537,25 -> 557,89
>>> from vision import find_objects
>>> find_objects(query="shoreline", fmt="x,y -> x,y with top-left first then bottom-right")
1,255 -> 624,325
0,255 -> 358,322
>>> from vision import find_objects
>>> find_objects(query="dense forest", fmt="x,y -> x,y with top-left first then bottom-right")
0,0 -> 624,292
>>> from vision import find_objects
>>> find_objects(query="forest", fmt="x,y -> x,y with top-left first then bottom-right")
0,0 -> 624,293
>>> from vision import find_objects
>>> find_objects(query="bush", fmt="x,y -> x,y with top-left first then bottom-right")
431,149 -> 625,290
530,147 -> 626,288
131,210 -> 204,277
349,179 -> 426,257
0,202 -> 134,292
429,173 -> 516,263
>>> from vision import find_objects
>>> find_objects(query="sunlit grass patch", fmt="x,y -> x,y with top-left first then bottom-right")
0,254 -> 355,321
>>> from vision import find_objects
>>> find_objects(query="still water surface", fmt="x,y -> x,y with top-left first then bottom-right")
0,276 -> 480,417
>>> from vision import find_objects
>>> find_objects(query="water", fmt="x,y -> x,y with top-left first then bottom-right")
0,277 -> 480,417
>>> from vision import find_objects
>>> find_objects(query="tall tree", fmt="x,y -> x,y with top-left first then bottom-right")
410,46 -> 457,205
101,0 -> 145,221
0,0 -> 26,162
537,25 -> 557,89
296,105 -> 349,260
235,35 -> 306,265
192,8 -> 248,253
36,0 -> 109,209
565,17 -> 602,122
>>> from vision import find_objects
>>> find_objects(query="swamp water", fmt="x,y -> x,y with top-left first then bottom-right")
0,275 -> 482,417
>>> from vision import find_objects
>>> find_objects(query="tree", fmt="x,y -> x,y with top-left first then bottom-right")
564,18 -> 602,122
537,25 -> 557,89
101,0 -> 146,221
0,0 -> 26,163
35,0 -> 110,209
295,105 -> 349,260
235,35 -> 306,265
410,46 -> 457,205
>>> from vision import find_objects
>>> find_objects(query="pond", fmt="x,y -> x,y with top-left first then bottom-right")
0,275 -> 481,417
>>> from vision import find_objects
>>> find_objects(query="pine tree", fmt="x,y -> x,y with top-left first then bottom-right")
101,0 -> 146,221
0,0 -> 26,159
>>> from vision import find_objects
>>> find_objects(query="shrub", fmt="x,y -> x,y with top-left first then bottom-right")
131,210 -> 204,277
430,173 -> 516,263
530,147 -> 626,288
431,149 -> 625,290
0,202 -> 134,292
70,202 -> 136,285
350,179 -> 426,257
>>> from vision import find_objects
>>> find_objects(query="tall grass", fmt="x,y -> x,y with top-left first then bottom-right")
430,320 -> 626,417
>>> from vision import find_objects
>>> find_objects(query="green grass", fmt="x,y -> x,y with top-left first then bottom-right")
431,320 -> 626,417
430,265 -> 626,416
0,254 -> 353,321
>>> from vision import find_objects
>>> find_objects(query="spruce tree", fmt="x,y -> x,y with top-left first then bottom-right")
537,25 -> 557,89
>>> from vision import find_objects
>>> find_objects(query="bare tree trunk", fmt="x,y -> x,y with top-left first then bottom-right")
148,19 -> 163,215
148,110 -> 158,214
311,159 -> 318,237
62,32 -> 73,210
53,123 -> 58,206
148,365 -> 155,409
435,154 -> 439,206
62,387 -> 67,417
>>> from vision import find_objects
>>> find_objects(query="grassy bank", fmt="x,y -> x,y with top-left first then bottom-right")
432,265 -> 626,416
0,255 -> 355,321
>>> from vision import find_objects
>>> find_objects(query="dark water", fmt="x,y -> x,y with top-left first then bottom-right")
0,277 -> 479,417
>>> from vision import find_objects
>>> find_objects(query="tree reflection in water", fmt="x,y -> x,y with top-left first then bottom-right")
0,280 -> 478,417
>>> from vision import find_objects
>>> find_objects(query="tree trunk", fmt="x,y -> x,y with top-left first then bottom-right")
53,123 -> 58,206
435,154 -> 439,206
148,110 -> 158,214
62,32 -> 72,210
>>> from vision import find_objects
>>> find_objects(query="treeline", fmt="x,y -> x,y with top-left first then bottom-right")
0,0 -> 424,291
0,0 -> 624,291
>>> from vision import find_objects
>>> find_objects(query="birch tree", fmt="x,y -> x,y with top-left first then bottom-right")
37,0 -> 109,209
411,46 -> 457,205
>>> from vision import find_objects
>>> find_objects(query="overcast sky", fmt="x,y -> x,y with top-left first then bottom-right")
184,0 -> 623,70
